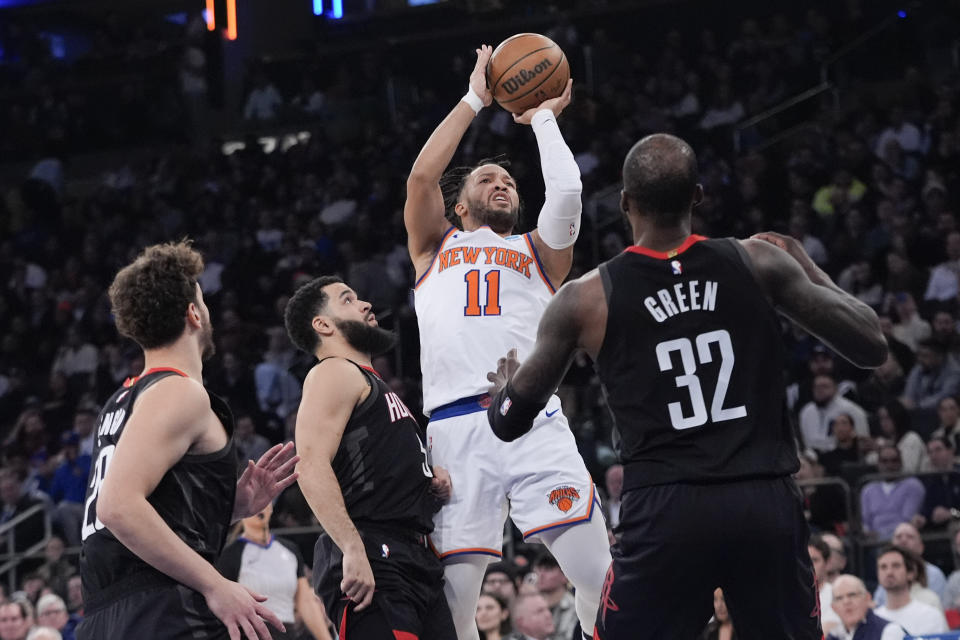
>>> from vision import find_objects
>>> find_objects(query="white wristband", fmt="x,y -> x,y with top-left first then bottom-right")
461,87 -> 484,115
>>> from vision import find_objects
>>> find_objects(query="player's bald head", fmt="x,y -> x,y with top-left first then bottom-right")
622,134 -> 699,225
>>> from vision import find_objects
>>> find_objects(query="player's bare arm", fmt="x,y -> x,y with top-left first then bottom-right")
405,45 -> 493,276
486,270 -> 606,441
294,576 -> 334,640
520,79 -> 581,286
97,376 -> 285,640
744,233 -> 887,368
295,358 -> 377,611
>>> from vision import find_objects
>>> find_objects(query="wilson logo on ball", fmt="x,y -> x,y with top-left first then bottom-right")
501,58 -> 554,95
548,486 -> 580,512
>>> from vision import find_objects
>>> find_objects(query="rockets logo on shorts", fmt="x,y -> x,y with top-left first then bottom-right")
548,485 -> 580,512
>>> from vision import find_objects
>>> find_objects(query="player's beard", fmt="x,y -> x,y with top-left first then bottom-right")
466,196 -> 519,234
335,318 -> 397,357
199,317 -> 216,361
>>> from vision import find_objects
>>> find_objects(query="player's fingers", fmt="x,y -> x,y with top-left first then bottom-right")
254,603 -> 285,634
265,442 -> 296,470
226,622 -> 241,640
272,472 -> 300,494
355,586 -> 375,611
486,371 -> 498,382
238,617 -> 258,640
273,454 -> 300,477
562,79 -> 573,101
508,347 -> 518,360
243,586 -> 269,603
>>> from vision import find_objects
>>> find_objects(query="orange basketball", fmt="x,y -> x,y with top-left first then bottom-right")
557,497 -> 573,512
486,33 -> 570,114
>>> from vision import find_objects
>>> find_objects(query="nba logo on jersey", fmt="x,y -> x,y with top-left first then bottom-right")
670,260 -> 682,275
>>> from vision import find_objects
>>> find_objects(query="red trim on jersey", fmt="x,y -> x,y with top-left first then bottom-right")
624,234 -> 707,260
123,367 -> 189,387
339,606 -> 349,640
358,364 -> 382,378
393,632 -> 418,640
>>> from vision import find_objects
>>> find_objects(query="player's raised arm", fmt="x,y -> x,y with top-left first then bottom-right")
486,269 -> 607,441
517,79 -> 583,287
405,45 -> 492,274
744,232 -> 887,368
295,359 -> 375,611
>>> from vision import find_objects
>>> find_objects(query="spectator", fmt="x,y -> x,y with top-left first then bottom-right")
788,213 -> 829,267
874,106 -> 923,156
931,396 -> 960,451
34,594 -> 74,640
483,562 -> 519,607
860,445 -> 926,540
941,528 -> 960,610
477,592 -> 512,640
233,414 -> 271,465
874,523 -> 947,607
812,169 -> 867,218
63,578 -> 81,617
603,464 -> 623,530
924,232 -> 960,303
787,344 -> 857,413
820,533 -> 848,584
0,470 -> 47,557
24,629 -> 60,640
817,414 -> 874,476
243,71 -> 283,122
49,327 -> 98,389
874,546 -> 948,634
0,600 -> 34,640
931,309 -> 960,366
795,452 -> 848,533
826,574 -> 904,640
506,594 -> 555,640
876,401 -> 930,474
915,436 -> 960,531
35,537 -> 75,600
532,552 -> 576,640
890,293 -> 931,352
70,405 -> 97,458
901,339 -> 960,415
798,375 -> 869,452
808,535 -> 841,634
699,588 -> 735,640
47,432 -> 90,546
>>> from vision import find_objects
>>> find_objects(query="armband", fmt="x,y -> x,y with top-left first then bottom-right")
487,381 -> 548,442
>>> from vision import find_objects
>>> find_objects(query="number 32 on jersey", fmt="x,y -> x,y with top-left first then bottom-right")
656,329 -> 747,430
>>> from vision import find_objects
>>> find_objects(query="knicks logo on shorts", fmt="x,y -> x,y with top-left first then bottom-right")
548,486 -> 580,513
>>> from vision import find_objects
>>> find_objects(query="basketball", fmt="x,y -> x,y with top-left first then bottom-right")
486,33 -> 570,114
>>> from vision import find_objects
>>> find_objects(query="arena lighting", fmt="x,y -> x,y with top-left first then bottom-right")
331,0 -> 342,18
226,0 -> 237,40
897,9 -> 907,18
313,0 -> 322,16
205,0 -> 215,30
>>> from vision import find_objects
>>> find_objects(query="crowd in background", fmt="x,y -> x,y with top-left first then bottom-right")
1,0 -> 960,637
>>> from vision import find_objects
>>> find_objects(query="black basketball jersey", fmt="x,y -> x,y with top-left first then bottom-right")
325,358 -> 435,534
80,368 -> 238,611
596,236 -> 799,490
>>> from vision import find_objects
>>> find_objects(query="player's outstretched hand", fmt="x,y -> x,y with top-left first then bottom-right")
341,548 -> 376,611
430,465 -> 453,503
233,442 -> 300,522
512,79 -> 573,125
486,348 -> 521,396
204,577 -> 285,640
469,45 -> 494,108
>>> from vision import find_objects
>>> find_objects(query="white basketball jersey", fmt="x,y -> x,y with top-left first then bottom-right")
414,226 -> 556,414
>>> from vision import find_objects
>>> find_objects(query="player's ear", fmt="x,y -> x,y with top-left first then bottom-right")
455,201 -> 468,218
620,190 -> 629,214
692,184 -> 704,207
312,314 -> 335,337
186,302 -> 202,328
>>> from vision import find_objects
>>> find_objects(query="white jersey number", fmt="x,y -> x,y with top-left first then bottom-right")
81,444 -> 115,541
655,329 -> 747,430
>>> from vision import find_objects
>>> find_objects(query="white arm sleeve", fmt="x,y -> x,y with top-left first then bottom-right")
531,109 -> 582,249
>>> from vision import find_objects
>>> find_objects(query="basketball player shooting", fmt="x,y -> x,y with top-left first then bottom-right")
487,134 -> 888,639
404,44 -> 611,640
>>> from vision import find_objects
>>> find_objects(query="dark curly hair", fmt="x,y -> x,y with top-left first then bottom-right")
439,155 -> 525,229
108,241 -> 204,349
284,276 -> 343,355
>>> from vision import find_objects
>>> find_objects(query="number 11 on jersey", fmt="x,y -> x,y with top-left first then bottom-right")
464,269 -> 501,316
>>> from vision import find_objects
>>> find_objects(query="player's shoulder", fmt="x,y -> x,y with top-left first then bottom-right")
554,268 -> 605,312
304,357 -> 368,393
137,373 -> 208,410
